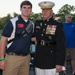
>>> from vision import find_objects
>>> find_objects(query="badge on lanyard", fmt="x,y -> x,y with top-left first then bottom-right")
40,23 -> 42,27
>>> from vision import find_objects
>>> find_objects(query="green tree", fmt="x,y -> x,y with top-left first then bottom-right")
58,4 -> 75,15
57,4 -> 75,22
72,14 -> 75,22
13,12 -> 19,17
0,14 -> 12,30
29,12 -> 42,23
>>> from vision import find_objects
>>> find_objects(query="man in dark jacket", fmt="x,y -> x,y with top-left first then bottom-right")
32,1 -> 66,75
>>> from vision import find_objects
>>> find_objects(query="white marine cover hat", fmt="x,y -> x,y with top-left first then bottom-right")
38,1 -> 55,9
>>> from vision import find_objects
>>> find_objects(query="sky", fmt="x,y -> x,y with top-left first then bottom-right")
0,0 -> 75,17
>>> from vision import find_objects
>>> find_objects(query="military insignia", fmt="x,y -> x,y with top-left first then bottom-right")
46,25 -> 56,35
40,23 -> 42,26
36,26 -> 41,29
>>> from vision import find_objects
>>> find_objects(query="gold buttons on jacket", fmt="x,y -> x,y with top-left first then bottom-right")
43,29 -> 45,31
51,51 -> 53,53
41,34 -> 43,36
47,19 -> 49,22
45,24 -> 47,25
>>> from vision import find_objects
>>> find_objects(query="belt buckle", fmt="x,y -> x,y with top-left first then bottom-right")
41,40 -> 45,46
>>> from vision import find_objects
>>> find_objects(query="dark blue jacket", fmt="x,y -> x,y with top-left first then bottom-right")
2,15 -> 34,54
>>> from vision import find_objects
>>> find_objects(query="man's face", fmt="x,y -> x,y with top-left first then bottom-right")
65,17 -> 72,23
20,5 -> 32,17
42,8 -> 52,19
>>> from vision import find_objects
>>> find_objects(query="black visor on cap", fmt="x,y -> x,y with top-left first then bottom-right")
41,8 -> 52,10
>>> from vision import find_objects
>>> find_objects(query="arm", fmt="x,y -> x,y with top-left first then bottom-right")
56,23 -> 66,72
31,21 -> 37,42
0,36 -> 8,58
31,37 -> 36,42
0,36 -> 8,70
0,20 -> 13,70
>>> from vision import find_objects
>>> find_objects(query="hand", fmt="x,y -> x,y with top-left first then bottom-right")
31,37 -> 36,41
56,65 -> 62,72
0,60 -> 5,70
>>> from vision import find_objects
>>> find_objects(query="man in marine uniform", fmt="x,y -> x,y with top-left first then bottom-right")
32,1 -> 66,75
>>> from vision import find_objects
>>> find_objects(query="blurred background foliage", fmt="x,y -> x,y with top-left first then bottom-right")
0,4 -> 75,32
